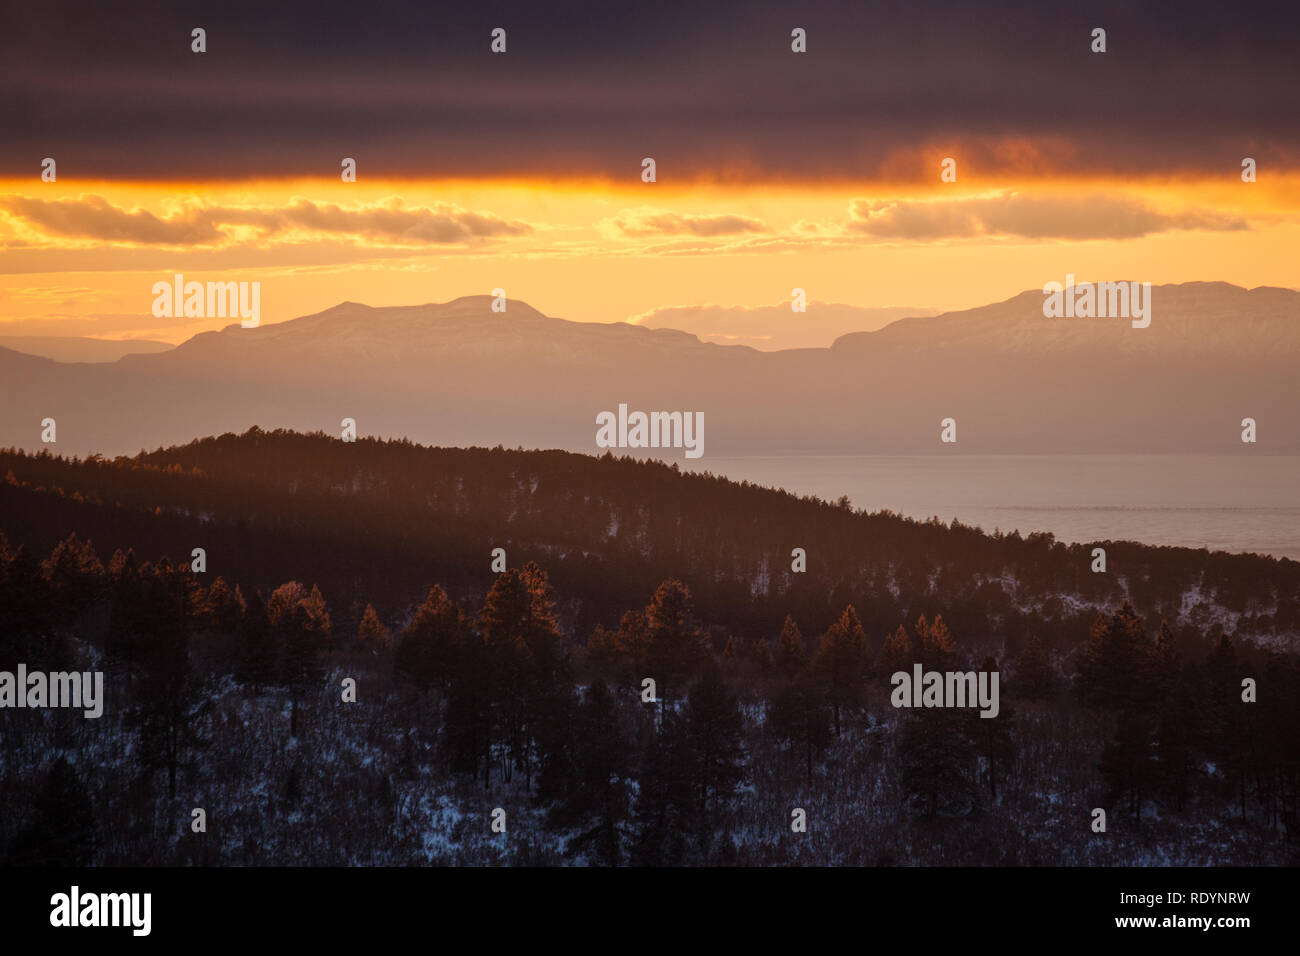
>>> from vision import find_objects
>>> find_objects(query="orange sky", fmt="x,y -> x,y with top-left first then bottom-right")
2,172 -> 1297,344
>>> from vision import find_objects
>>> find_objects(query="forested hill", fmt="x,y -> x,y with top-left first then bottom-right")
3,429 -> 1299,867
0,428 -> 1295,660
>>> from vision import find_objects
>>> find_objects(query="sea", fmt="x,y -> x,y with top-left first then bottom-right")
682,454 -> 1300,562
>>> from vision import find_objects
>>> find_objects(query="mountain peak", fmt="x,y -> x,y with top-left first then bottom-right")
830,281 -> 1298,355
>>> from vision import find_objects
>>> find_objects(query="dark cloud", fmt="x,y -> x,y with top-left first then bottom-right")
0,196 -> 221,243
0,195 -> 532,245
216,199 -> 532,242
847,193 -> 1248,240
1,0 -> 1297,180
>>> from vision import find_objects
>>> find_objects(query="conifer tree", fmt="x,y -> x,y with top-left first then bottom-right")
877,624 -> 912,676
812,606 -> 868,735
642,579 -> 707,707
1077,602 -> 1154,712
1100,709 -> 1157,822
553,680 -> 631,865
204,576 -> 245,634
267,581 -> 331,734
0,541 -> 52,664
395,585 -> 465,690
1014,634 -> 1055,700
898,707 -> 976,819
631,712 -> 695,866
684,662 -> 747,843
357,603 -> 389,651
234,587 -> 274,691
477,563 -> 570,790
913,613 -> 958,670
769,674 -> 832,788
969,656 -> 1015,801
776,615 -> 805,679
135,627 -> 208,800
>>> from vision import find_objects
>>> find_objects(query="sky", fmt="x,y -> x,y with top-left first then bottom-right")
1,0 -> 1297,344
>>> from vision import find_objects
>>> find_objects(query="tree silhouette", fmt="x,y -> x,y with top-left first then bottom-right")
812,605 -> 868,735
395,585 -> 465,691
769,673 -> 831,788
775,615 -> 805,679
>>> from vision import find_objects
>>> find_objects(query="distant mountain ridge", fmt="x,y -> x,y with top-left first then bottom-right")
834,282 -> 1300,356
2,282 -> 1297,456
0,335 -> 173,364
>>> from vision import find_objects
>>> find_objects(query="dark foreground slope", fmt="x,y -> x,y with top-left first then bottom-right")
0,430 -> 1297,865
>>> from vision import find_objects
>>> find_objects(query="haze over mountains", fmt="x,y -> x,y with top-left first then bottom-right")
0,336 -> 172,364
1,282 -> 1296,457
630,302 -> 940,350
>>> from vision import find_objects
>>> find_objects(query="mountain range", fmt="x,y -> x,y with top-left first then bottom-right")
0,336 -> 172,364
1,281 -> 1295,456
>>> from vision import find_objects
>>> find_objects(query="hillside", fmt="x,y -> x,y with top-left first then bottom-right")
1,429 -> 1296,652
1,431 -> 1297,866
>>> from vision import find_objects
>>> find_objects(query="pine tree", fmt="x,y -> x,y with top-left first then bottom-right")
898,707 -> 976,819
395,585 -> 465,690
204,576 -> 244,634
776,615 -> 805,679
478,569 -> 535,786
357,603 -> 389,651
683,662 -> 747,845
553,680 -> 631,864
877,624 -> 912,676
642,579 -> 706,707
631,710 -> 696,866
1100,709 -> 1157,822
42,533 -> 104,627
612,609 -> 650,666
477,563 -> 570,790
1154,665 -> 1198,812
1154,619 -> 1178,671
1014,635 -> 1055,700
586,623 -> 619,670
443,636 -> 492,785
234,587 -> 274,691
768,674 -> 831,788
134,628 -> 208,800
267,581 -> 331,735
105,548 -> 150,677
812,606 -> 868,735
968,656 -> 1015,802
916,613 -> 958,670
1077,602 -> 1155,712
1150,621 -> 1195,811
0,542 -> 53,665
